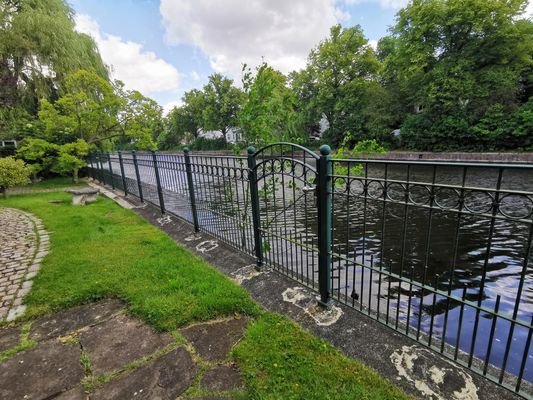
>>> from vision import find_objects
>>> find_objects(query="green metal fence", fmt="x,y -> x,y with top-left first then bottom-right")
88,143 -> 533,398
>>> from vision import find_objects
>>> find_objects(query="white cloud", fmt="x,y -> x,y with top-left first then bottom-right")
160,0 -> 340,79
74,14 -> 180,96
189,70 -> 201,81
342,0 -> 408,9
162,100 -> 183,116
525,1 -> 533,18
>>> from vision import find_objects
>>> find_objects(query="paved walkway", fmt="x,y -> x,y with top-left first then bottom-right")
0,208 -> 48,321
0,300 -> 247,399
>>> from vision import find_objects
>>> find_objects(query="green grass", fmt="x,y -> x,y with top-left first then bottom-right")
234,313 -> 410,400
0,191 -> 410,399
1,192 -> 259,329
18,176 -> 86,190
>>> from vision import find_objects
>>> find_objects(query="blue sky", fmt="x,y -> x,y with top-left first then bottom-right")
70,0 -> 405,112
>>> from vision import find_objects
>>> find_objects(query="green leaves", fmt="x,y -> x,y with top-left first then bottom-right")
0,157 -> 31,193
38,70 -> 160,150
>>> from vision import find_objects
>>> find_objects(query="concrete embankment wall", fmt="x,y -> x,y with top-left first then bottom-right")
166,149 -> 533,164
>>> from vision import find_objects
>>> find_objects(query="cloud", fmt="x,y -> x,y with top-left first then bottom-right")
189,70 -> 201,81
74,14 -> 180,96
160,0 -> 340,79
525,1 -> 533,18
162,100 -> 183,116
342,0 -> 408,9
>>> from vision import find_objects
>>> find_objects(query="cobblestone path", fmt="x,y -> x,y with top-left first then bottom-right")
0,208 -> 48,321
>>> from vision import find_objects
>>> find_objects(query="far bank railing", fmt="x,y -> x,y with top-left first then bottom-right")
88,144 -> 533,398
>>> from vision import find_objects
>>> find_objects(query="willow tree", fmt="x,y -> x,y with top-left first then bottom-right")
0,0 -> 107,136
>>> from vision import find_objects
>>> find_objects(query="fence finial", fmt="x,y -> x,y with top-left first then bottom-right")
320,144 -> 331,156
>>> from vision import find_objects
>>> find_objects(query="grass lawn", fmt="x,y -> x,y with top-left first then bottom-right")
22,176 -> 86,189
0,190 -> 410,400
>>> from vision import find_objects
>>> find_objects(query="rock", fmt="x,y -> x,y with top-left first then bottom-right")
0,326 -> 20,352
200,365 -> 243,391
93,348 -> 196,399
180,318 -> 248,362
30,299 -> 124,341
79,314 -> 173,374
0,341 -> 84,399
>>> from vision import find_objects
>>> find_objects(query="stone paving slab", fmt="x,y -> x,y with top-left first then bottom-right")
93,347 -> 196,399
0,326 -> 21,352
79,314 -> 174,374
0,340 -> 84,399
180,318 -> 248,362
200,365 -> 243,391
0,300 -> 248,399
30,299 -> 124,341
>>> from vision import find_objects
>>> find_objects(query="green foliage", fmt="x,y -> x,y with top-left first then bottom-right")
0,157 -> 31,194
381,0 -> 533,150
16,138 -> 59,178
38,70 -> 160,149
294,25 -> 388,148
188,137 -> 229,151
202,74 -> 244,142
51,139 -> 90,183
352,139 -> 387,155
239,63 -> 304,146
0,0 -> 107,133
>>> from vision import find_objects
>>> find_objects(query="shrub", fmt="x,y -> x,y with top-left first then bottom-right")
0,157 -> 31,196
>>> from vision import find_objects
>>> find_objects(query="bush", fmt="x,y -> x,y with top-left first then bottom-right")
0,157 -> 32,196
188,137 -> 229,151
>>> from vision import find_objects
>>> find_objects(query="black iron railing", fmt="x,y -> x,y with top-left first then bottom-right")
88,145 -> 533,398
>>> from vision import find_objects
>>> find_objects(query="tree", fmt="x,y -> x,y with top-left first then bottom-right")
0,157 -> 31,197
202,74 -> 243,143
0,0 -> 107,133
38,70 -> 160,149
16,138 -> 59,180
380,0 -> 533,150
52,139 -> 89,183
239,63 -> 303,145
299,25 -> 386,147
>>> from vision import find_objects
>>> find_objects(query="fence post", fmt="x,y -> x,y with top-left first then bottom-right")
247,146 -> 263,269
132,151 -> 144,202
107,152 -> 115,190
183,148 -> 200,232
98,154 -> 106,185
317,144 -> 333,307
152,150 -> 165,213
118,151 -> 128,196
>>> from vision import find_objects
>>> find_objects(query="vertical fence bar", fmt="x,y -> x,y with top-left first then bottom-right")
317,145 -> 332,306
118,151 -> 128,196
152,150 -> 165,213
183,148 -> 200,232
247,146 -> 263,268
107,152 -> 115,189
98,154 -> 106,185
132,151 -> 144,203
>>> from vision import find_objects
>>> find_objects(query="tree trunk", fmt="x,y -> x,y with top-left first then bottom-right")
72,169 -> 79,184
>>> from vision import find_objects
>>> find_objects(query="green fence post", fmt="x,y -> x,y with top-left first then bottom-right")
107,152 -> 115,189
183,148 -> 200,232
317,144 -> 333,307
98,154 -> 106,185
152,150 -> 166,213
132,151 -> 144,202
118,151 -> 128,196
247,146 -> 263,269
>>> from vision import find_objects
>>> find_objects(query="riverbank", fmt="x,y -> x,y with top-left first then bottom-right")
159,149 -> 533,163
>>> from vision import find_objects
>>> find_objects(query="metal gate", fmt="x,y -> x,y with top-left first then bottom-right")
247,143 -> 333,305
